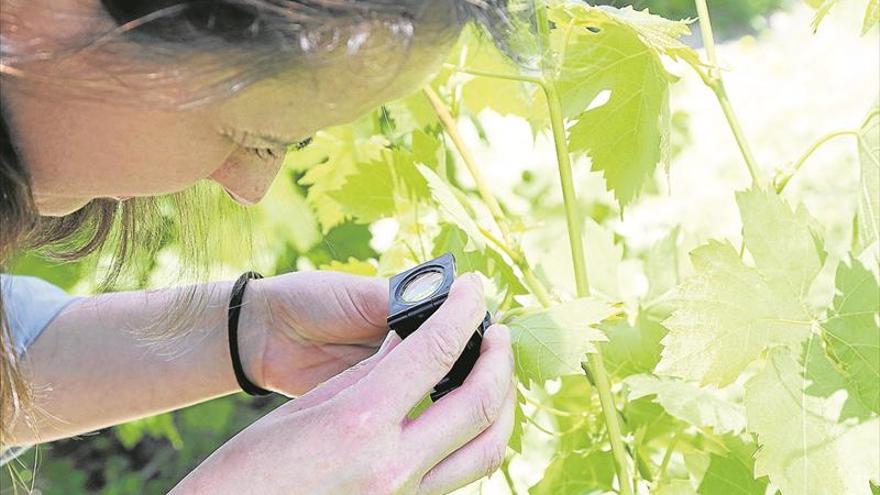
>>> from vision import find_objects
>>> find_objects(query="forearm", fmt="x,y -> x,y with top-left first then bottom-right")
8,280 -> 268,445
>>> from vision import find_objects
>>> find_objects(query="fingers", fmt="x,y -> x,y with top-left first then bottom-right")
403,324 -> 514,464
417,382 -> 515,495
339,274 -> 390,340
283,333 -> 402,413
356,274 -> 487,418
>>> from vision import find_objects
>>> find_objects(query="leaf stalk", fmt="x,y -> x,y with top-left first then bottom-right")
693,0 -> 762,186
775,129 -> 860,193
424,86 -> 554,308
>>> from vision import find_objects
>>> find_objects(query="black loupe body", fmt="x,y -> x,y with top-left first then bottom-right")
387,253 -> 491,401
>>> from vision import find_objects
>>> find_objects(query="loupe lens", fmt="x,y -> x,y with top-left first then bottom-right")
400,270 -> 444,303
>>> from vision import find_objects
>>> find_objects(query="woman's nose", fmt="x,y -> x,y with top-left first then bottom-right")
209,146 -> 285,205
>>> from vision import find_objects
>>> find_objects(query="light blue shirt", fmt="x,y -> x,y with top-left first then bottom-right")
1,275 -> 81,355
0,275 -> 79,465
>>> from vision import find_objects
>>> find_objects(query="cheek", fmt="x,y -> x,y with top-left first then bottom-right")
83,113 -> 235,197
14,94 -> 235,198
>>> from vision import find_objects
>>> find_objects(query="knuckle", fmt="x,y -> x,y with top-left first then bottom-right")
473,382 -> 503,429
334,398 -> 389,437
425,323 -> 463,370
482,439 -> 507,477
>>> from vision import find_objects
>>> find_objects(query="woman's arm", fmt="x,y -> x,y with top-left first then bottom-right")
8,280 -> 267,445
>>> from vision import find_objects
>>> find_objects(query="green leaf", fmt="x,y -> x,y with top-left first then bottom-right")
529,450 -> 615,495
417,164 -> 485,251
548,375 -> 598,453
10,254 -> 86,292
319,257 -> 378,276
295,128 -> 389,233
455,27 -> 539,118
329,158 -> 395,224
583,218 -> 622,301
822,258 -> 880,413
745,347 -> 880,495
643,227 -> 682,307
602,312 -> 667,378
509,388 -> 527,454
697,437 -> 767,495
660,188 -> 820,385
411,129 -> 445,172
654,480 -> 698,495
598,6 -> 699,64
258,170 -> 321,254
856,106 -> 880,253
736,187 -> 823,300
551,4 -> 683,205
390,148 -> 433,201
657,240 -> 812,386
382,91 -> 439,135
801,337 -> 874,422
328,147 -> 430,225
624,396 -> 686,444
509,298 -> 612,385
624,375 -> 746,435
115,413 -> 182,450
863,0 -> 879,34
432,224 -> 527,297
809,0 -> 839,33
180,397 -> 235,433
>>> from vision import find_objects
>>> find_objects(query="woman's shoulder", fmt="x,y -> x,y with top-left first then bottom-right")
1,274 -> 81,354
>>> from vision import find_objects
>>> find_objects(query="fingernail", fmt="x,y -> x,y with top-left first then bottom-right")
465,272 -> 482,289
488,324 -> 510,340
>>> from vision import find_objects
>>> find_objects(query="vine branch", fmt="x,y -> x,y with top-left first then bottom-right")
693,0 -> 762,186
775,129 -> 860,193
656,426 -> 686,485
534,4 -> 634,494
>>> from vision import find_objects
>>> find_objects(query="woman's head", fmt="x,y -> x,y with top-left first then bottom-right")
1,0 -> 514,215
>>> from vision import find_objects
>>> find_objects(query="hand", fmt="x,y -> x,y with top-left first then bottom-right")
240,270 -> 390,396
173,275 -> 516,495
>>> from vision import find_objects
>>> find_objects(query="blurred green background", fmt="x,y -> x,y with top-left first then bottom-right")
594,0 -> 786,36
3,0 -> 876,493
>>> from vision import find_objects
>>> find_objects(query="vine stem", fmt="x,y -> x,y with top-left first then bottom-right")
542,83 -> 592,296
656,426 -> 686,485
693,0 -> 762,186
500,458 -> 516,494
423,86 -> 554,309
775,129 -> 860,193
442,63 -> 544,86
424,87 -> 508,226
534,4 -> 634,494
432,4 -> 636,490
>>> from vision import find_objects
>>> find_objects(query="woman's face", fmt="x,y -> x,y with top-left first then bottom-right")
0,1 -> 467,215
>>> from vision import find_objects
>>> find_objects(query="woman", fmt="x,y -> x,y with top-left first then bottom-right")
0,1 -> 516,493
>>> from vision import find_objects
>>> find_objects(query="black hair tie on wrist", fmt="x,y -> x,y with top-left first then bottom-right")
228,271 -> 272,396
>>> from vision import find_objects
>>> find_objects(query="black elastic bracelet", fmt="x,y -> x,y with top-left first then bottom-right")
228,271 -> 272,396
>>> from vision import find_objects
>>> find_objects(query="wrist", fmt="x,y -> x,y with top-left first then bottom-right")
234,276 -> 272,393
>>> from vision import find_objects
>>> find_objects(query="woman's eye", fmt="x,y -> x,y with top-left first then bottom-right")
101,0 -> 264,42
182,3 -> 262,39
